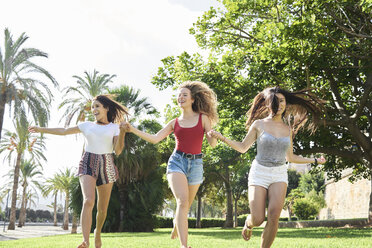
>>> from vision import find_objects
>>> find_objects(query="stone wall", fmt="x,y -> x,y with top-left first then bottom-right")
319,168 -> 371,220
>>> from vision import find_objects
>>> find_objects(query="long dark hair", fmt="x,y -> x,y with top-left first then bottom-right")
93,94 -> 129,123
246,86 -> 325,134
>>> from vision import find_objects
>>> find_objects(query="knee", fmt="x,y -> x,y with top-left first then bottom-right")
267,208 -> 281,223
83,197 -> 95,209
97,208 -> 107,217
176,197 -> 189,209
250,215 -> 265,227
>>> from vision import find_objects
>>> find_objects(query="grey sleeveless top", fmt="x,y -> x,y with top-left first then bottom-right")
255,131 -> 290,167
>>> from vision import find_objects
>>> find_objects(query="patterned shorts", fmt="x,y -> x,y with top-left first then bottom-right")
78,152 -> 119,186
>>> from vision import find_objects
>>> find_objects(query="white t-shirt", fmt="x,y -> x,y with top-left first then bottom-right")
78,121 -> 120,154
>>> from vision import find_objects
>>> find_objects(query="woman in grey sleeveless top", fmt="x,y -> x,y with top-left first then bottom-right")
209,86 -> 326,248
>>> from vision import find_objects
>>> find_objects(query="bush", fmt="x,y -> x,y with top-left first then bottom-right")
293,198 -> 318,220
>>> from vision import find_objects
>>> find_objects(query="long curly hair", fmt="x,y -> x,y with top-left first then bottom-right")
179,81 -> 219,126
93,94 -> 129,124
246,86 -> 325,134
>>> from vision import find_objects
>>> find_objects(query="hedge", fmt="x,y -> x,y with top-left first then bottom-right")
154,215 -> 298,228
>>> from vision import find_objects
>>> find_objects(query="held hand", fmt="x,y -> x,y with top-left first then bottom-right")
120,121 -> 132,132
28,126 -> 40,133
317,156 -> 326,165
207,130 -> 224,140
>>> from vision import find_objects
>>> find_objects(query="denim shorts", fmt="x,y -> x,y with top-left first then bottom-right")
248,159 -> 288,189
167,152 -> 204,185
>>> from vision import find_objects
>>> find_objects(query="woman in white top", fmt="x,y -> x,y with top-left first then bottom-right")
29,95 -> 128,248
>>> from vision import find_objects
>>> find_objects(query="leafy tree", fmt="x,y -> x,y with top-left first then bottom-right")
190,0 -> 372,221
0,28 -> 57,140
287,169 -> 301,196
59,70 -> 116,126
153,0 -> 372,222
299,172 -> 325,194
0,115 -> 46,230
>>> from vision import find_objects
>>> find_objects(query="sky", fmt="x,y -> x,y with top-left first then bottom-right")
0,0 -> 222,210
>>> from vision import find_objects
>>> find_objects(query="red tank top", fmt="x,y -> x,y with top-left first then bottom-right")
174,114 -> 204,154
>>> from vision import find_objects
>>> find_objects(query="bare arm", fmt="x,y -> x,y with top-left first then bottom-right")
286,131 -> 326,164
208,120 -> 259,153
28,126 -> 81,135
202,114 -> 217,148
124,120 -> 174,144
113,122 -> 127,155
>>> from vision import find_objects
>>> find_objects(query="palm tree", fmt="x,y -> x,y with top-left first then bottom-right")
109,85 -> 159,230
17,159 -> 42,227
59,70 -> 116,126
0,28 -> 57,140
0,115 -> 46,230
42,175 -> 61,226
55,168 -> 75,230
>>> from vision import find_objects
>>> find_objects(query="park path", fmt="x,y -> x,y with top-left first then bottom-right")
0,223 -> 80,241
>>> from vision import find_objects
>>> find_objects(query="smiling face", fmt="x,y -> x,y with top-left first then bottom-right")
177,87 -> 194,109
91,100 -> 109,123
273,93 -> 286,116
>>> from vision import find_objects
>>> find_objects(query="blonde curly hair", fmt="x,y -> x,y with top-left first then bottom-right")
178,81 -> 219,126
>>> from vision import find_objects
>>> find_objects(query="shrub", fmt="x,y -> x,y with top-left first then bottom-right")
293,198 -> 318,220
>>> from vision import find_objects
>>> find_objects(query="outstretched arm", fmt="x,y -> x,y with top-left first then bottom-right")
28,126 -> 81,135
203,114 -> 217,148
123,119 -> 174,144
208,120 -> 259,153
286,131 -> 326,164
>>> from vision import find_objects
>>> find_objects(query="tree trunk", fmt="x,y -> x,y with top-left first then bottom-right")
71,214 -> 78,234
234,198 -> 238,227
18,182 -> 27,227
118,184 -> 126,232
8,152 -> 22,230
224,165 -> 234,228
54,193 -> 58,226
196,194 -> 202,228
63,193 -> 69,230
23,197 -> 28,226
369,177 -> 372,224
0,91 -> 7,141
287,206 -> 292,221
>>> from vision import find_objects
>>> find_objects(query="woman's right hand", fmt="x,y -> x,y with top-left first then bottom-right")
28,126 -> 40,133
208,129 -> 224,140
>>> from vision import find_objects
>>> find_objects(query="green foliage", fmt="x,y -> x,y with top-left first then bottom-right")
293,198 -> 319,220
305,189 -> 326,210
299,172 -> 325,194
154,216 -> 225,228
287,169 -> 301,196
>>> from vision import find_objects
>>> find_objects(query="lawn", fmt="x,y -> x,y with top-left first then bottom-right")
0,227 -> 371,248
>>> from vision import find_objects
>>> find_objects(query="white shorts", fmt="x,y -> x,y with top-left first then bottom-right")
248,160 -> 288,189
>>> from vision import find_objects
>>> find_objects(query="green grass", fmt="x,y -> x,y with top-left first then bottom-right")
1,227 -> 371,248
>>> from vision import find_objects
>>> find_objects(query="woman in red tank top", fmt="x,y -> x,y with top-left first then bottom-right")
123,81 -> 218,248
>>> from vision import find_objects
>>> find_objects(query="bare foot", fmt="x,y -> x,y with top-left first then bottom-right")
94,229 -> 102,248
241,220 -> 253,241
77,241 -> 89,248
171,220 -> 178,239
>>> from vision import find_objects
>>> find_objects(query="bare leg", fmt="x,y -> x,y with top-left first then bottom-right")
171,183 -> 200,240
242,185 -> 267,241
168,172 -> 199,248
94,183 -> 113,248
78,175 -> 97,248
261,182 -> 287,248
